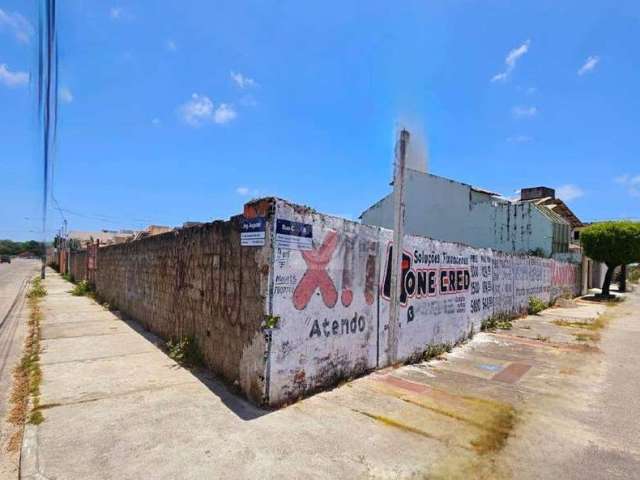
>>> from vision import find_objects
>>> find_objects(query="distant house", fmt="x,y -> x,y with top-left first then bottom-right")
182,221 -> 204,228
359,169 -> 574,258
67,229 -> 139,247
518,187 -> 583,244
133,225 -> 174,241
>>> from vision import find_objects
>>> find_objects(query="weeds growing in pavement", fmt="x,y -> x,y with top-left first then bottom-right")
70,280 -> 94,297
26,277 -> 47,299
481,312 -> 513,331
527,297 -> 547,315
422,342 -> 452,361
7,278 -> 45,452
166,336 -> 203,368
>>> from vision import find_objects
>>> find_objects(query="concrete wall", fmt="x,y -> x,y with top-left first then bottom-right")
71,218 -> 272,404
66,198 -> 580,408
267,199 -> 580,406
69,250 -> 86,282
268,201 -> 382,403
360,171 -> 562,256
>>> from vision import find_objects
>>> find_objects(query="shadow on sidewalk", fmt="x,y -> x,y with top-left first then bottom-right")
111,309 -> 270,422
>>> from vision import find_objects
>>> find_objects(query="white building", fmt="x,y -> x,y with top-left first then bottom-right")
360,169 -> 572,258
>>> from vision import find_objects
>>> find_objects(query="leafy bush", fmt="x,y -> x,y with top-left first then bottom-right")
528,297 -> 546,315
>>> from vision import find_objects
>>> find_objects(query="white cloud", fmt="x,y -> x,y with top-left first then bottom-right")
512,105 -> 537,118
556,184 -> 585,202
214,103 -> 237,124
180,94 -> 214,126
615,174 -> 640,197
166,39 -> 177,52
578,55 -> 600,76
59,87 -> 73,103
230,71 -> 257,89
109,7 -> 132,21
507,134 -> 533,143
0,8 -> 33,43
0,63 -> 28,87
236,186 -> 259,196
491,40 -> 530,83
179,94 -> 237,127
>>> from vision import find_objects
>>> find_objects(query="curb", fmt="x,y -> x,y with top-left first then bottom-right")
20,423 -> 46,480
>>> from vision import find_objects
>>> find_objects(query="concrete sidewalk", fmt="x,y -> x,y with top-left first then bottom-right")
21,271 -> 637,479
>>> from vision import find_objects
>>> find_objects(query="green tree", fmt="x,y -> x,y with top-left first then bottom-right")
581,221 -> 640,296
0,239 -> 42,256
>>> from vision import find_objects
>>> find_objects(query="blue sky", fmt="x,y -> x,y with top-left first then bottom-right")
1,0 -> 639,240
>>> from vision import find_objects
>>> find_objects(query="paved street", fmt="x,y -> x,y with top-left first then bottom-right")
18,271 -> 640,479
0,259 -> 40,478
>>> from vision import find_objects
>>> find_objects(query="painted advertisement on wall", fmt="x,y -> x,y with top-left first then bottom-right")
550,260 -> 580,298
266,200 -> 581,405
268,200 -> 380,404
376,231 -> 495,365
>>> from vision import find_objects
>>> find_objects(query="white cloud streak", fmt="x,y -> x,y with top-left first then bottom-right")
491,40 -> 530,83
59,87 -> 73,103
0,8 -> 33,43
109,7 -> 133,21
179,94 -> 237,127
615,174 -> 640,198
578,55 -> 600,76
230,71 -> 257,89
507,135 -> 533,143
0,63 -> 28,87
556,184 -> 585,202
512,105 -> 537,118
236,186 -> 259,197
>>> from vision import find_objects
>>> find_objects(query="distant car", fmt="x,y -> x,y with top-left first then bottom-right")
0,255 -> 11,264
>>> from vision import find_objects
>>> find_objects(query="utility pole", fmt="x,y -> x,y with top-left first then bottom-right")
387,129 -> 409,365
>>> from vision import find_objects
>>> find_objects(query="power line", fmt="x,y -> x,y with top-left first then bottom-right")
38,0 -> 57,278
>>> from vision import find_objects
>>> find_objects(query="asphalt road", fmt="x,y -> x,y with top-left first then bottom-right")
0,259 -> 40,478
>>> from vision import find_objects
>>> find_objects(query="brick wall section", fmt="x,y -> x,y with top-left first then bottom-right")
85,217 -> 272,403
69,250 -> 86,282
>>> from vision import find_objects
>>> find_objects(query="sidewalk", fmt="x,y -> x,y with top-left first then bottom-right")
21,271 -> 636,479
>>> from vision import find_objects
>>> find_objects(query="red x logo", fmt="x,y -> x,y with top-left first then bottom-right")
293,231 -> 338,310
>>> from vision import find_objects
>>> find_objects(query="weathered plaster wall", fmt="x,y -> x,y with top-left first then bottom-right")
268,201 -> 382,404
269,199 -> 580,406
469,201 -> 554,256
361,170 -> 476,244
69,250 -> 86,282
360,171 -> 558,256
65,198 -> 580,408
